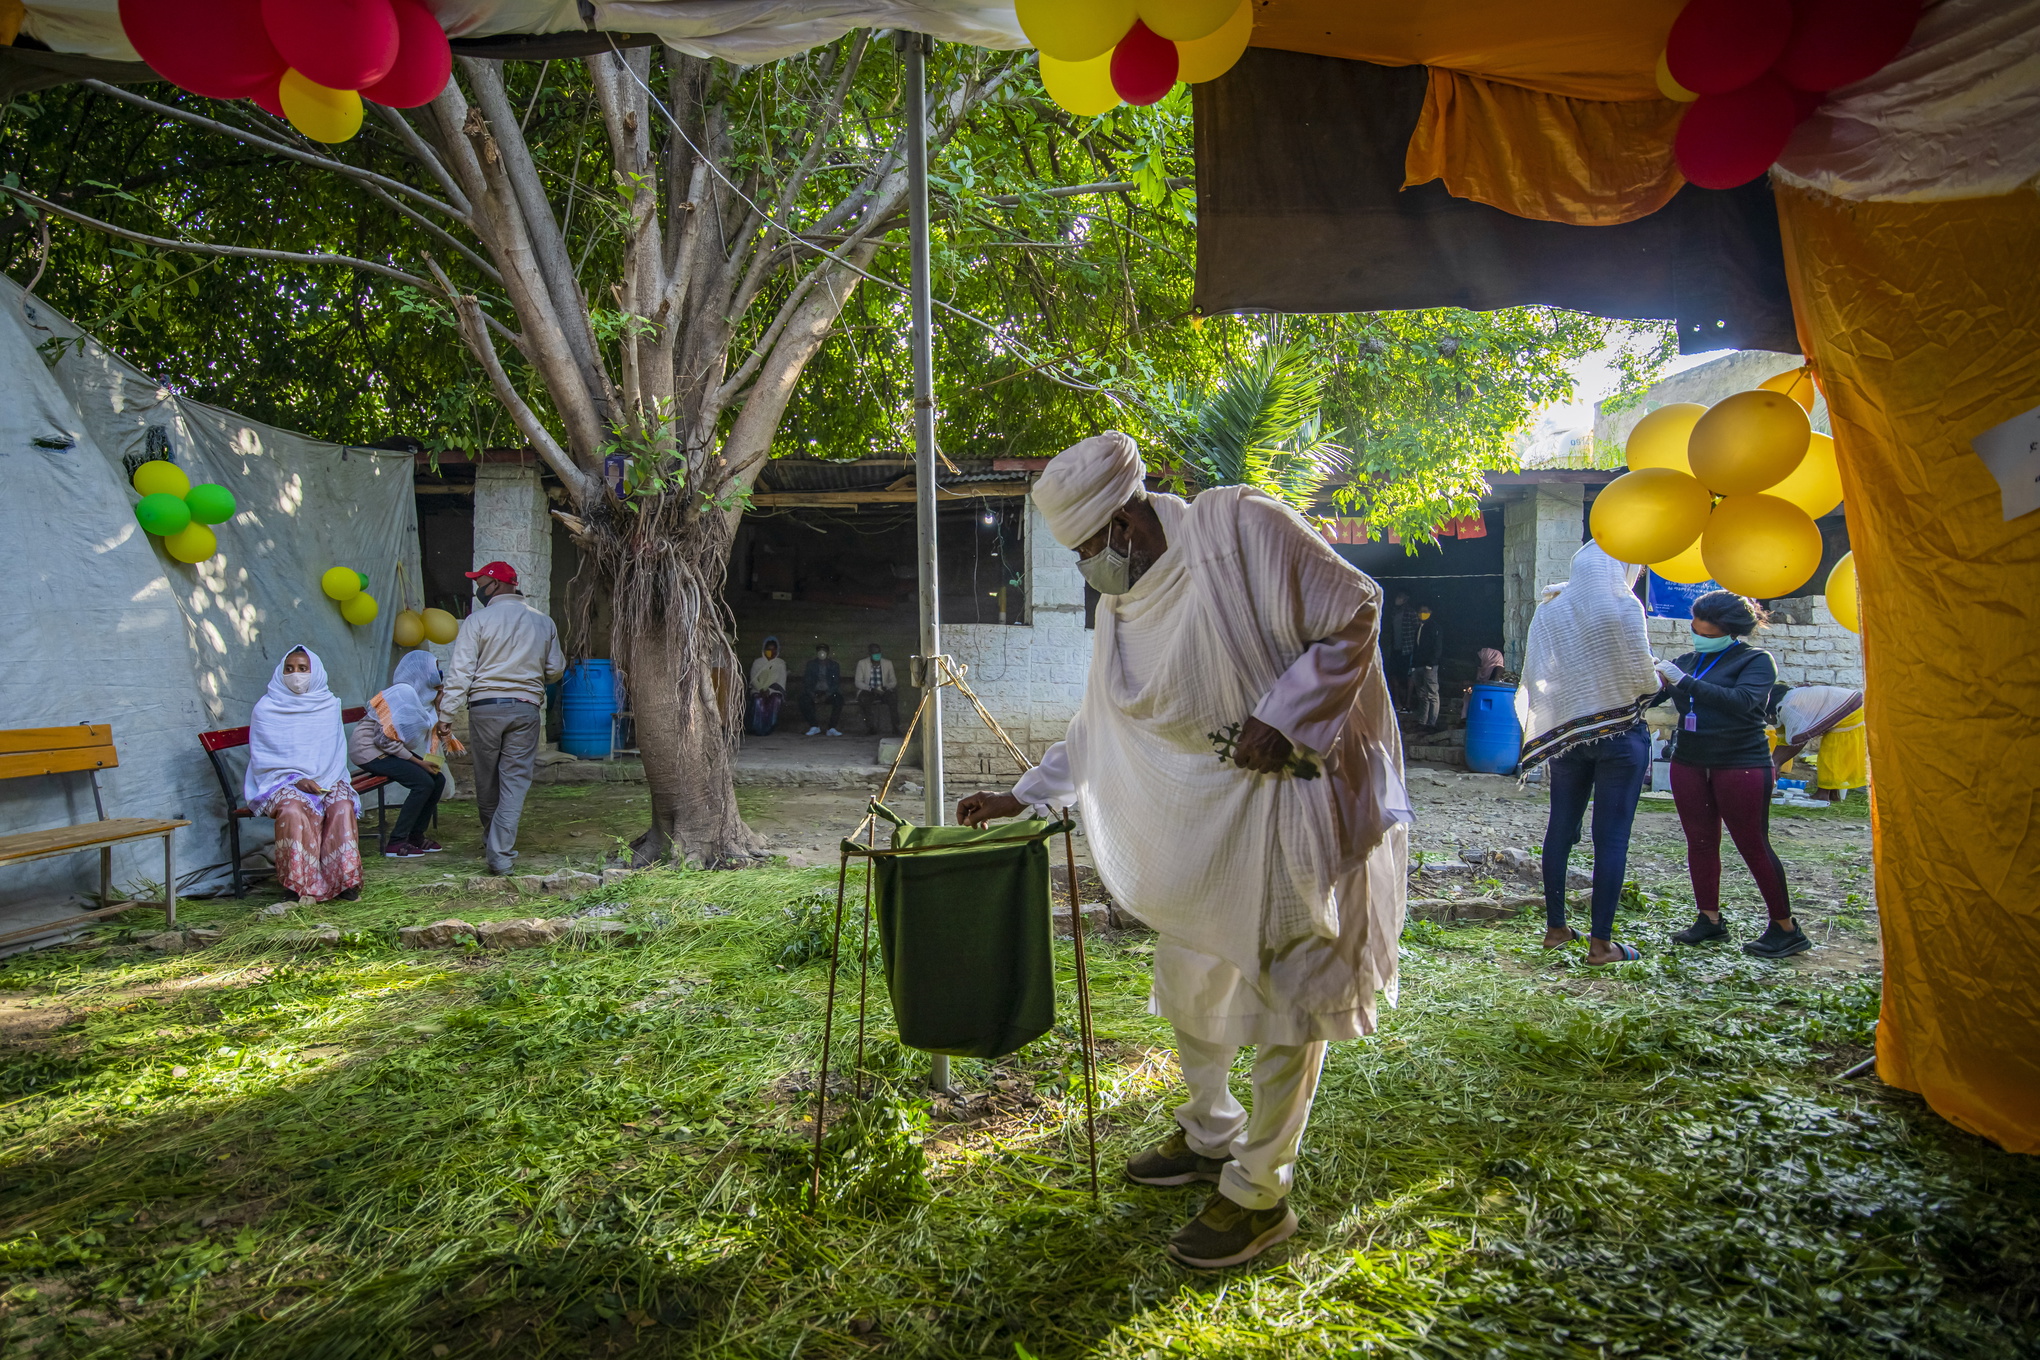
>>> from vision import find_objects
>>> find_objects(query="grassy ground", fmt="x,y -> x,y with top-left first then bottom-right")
2,819 -> 2036,1357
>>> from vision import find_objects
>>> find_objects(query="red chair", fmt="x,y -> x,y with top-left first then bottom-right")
200,707 -> 390,898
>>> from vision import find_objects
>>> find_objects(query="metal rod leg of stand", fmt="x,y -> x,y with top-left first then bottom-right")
810,856 -> 854,1210
1063,826 -> 1100,1201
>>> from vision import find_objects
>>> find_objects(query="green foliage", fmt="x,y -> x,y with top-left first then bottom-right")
1155,336 -> 1346,509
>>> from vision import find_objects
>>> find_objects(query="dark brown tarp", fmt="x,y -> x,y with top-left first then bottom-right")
1193,48 -> 1797,354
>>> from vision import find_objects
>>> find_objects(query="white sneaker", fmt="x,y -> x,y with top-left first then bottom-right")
806,726 -> 821,736
826,728 -> 843,737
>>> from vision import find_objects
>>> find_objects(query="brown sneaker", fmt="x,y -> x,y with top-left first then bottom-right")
1167,1190 -> 1299,1269
1124,1128 -> 1227,1187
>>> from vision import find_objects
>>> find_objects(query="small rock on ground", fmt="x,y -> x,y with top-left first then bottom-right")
474,917 -> 560,949
398,918 -> 476,949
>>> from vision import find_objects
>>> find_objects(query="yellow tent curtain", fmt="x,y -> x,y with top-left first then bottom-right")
1403,68 -> 1685,225
1777,186 -> 2040,1154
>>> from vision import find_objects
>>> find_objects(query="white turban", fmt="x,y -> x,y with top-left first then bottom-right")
1031,431 -> 1146,548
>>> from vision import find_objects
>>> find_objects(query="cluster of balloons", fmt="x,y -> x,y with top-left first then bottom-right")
119,0 -> 453,144
133,460 -> 236,564
1592,366 -> 1845,600
393,607 -> 460,648
1658,0 -> 1923,189
321,565 -> 381,626
1023,0 -> 1253,116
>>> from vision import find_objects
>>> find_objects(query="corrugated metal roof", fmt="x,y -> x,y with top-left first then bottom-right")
757,458 -> 1021,493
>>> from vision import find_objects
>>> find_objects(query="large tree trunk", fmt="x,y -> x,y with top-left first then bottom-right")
585,493 -> 762,867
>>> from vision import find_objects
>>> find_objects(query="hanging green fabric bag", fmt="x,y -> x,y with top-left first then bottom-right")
861,806 -> 1065,1060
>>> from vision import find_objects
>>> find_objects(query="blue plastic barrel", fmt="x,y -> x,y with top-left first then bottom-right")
559,660 -> 618,758
1463,683 -> 1522,774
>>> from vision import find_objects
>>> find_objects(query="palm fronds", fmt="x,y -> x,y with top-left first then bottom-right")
1162,339 -> 1347,510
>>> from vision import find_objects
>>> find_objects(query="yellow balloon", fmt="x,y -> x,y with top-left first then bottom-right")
1589,468 -> 1714,565
393,609 -> 427,649
1655,49 -> 1699,102
341,591 -> 379,626
321,566 -> 362,601
421,607 -> 461,645
1700,495 -> 1824,599
132,460 -> 192,498
164,522 -> 216,564
1017,0 -> 1136,62
280,69 -> 363,144
1176,0 -> 1253,82
1136,0 -> 1237,42
1760,364 -> 1818,413
1624,402 -> 1706,475
1650,535 -> 1715,585
1688,389 -> 1811,495
1766,431 -> 1843,518
1040,50 -> 1121,116
1826,552 -> 1860,634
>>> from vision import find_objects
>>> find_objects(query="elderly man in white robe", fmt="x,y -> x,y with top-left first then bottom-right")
959,432 -> 1410,1269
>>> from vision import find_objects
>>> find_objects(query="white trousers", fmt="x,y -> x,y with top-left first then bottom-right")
1172,1026 -> 1328,1210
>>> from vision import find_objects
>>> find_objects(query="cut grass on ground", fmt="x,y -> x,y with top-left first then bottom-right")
2,866 -> 2035,1358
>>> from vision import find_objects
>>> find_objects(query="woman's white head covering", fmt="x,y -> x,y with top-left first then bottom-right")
1032,431 -> 1145,548
245,645 -> 356,811
373,650 -> 443,753
1514,544 -> 1662,770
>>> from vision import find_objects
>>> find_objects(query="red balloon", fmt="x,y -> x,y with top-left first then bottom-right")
1110,21 -> 1179,106
1790,85 -> 1826,123
361,0 -> 454,109
120,0 -> 285,100
251,76 -> 285,119
1776,0 -> 1922,92
261,0 -> 399,92
1674,75 -> 1798,190
1665,0 -> 1793,96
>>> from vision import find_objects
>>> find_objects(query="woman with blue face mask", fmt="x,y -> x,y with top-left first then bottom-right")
1650,591 -> 1808,959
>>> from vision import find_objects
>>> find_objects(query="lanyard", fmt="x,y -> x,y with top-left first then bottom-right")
1682,641 -> 1739,730
1689,641 -> 1740,682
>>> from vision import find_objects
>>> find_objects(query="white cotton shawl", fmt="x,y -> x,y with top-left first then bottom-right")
1067,486 -> 1408,1012
1515,543 -> 1662,771
245,646 -> 357,813
370,651 -> 443,755
1778,685 -> 1861,743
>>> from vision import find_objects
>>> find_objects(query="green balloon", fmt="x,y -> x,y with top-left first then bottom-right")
136,492 -> 192,537
184,483 -> 237,525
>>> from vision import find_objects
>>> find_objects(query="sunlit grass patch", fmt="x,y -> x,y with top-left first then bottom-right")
1,862 -> 2034,1358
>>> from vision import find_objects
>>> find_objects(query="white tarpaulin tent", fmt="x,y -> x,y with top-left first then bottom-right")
13,0 -> 1026,65
0,274 -> 420,909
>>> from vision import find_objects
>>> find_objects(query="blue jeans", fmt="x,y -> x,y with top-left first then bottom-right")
1542,724 -> 1650,941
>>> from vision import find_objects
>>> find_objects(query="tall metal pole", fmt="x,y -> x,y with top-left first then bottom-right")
903,32 -> 950,1095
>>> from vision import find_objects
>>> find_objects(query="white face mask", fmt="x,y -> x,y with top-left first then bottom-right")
1078,521 -> 1135,596
282,672 -> 314,695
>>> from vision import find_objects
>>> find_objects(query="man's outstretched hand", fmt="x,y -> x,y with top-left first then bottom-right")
957,791 -> 1026,827
1231,715 -> 1294,773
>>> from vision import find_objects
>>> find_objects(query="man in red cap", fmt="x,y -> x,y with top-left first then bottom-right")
440,561 -> 565,876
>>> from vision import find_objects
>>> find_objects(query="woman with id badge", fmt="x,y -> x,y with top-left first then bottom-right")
1651,591 -> 1810,959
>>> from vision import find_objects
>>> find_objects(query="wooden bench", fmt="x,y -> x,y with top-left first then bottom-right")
200,708 -> 391,899
0,724 -> 189,944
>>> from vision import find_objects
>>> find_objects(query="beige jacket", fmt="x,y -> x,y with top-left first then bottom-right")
854,656 -> 896,692
440,593 -> 566,713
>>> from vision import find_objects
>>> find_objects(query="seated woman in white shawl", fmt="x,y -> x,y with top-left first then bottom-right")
1515,544 -> 1662,964
350,650 -> 453,858
246,646 -> 361,903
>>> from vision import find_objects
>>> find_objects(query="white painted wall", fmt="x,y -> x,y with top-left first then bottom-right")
472,463 -> 552,610
943,497 -> 1092,781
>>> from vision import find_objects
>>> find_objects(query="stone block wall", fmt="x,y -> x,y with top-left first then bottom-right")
472,463 -> 553,609
1644,595 -> 1862,687
1502,483 -> 1585,670
942,496 -> 1091,781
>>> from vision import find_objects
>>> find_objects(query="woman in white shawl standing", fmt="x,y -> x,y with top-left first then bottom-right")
247,645 -> 362,902
350,649 -> 452,858
1515,544 -> 1663,963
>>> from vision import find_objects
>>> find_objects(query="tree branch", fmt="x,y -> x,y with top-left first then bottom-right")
79,80 -> 468,226
0,184 -> 432,289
